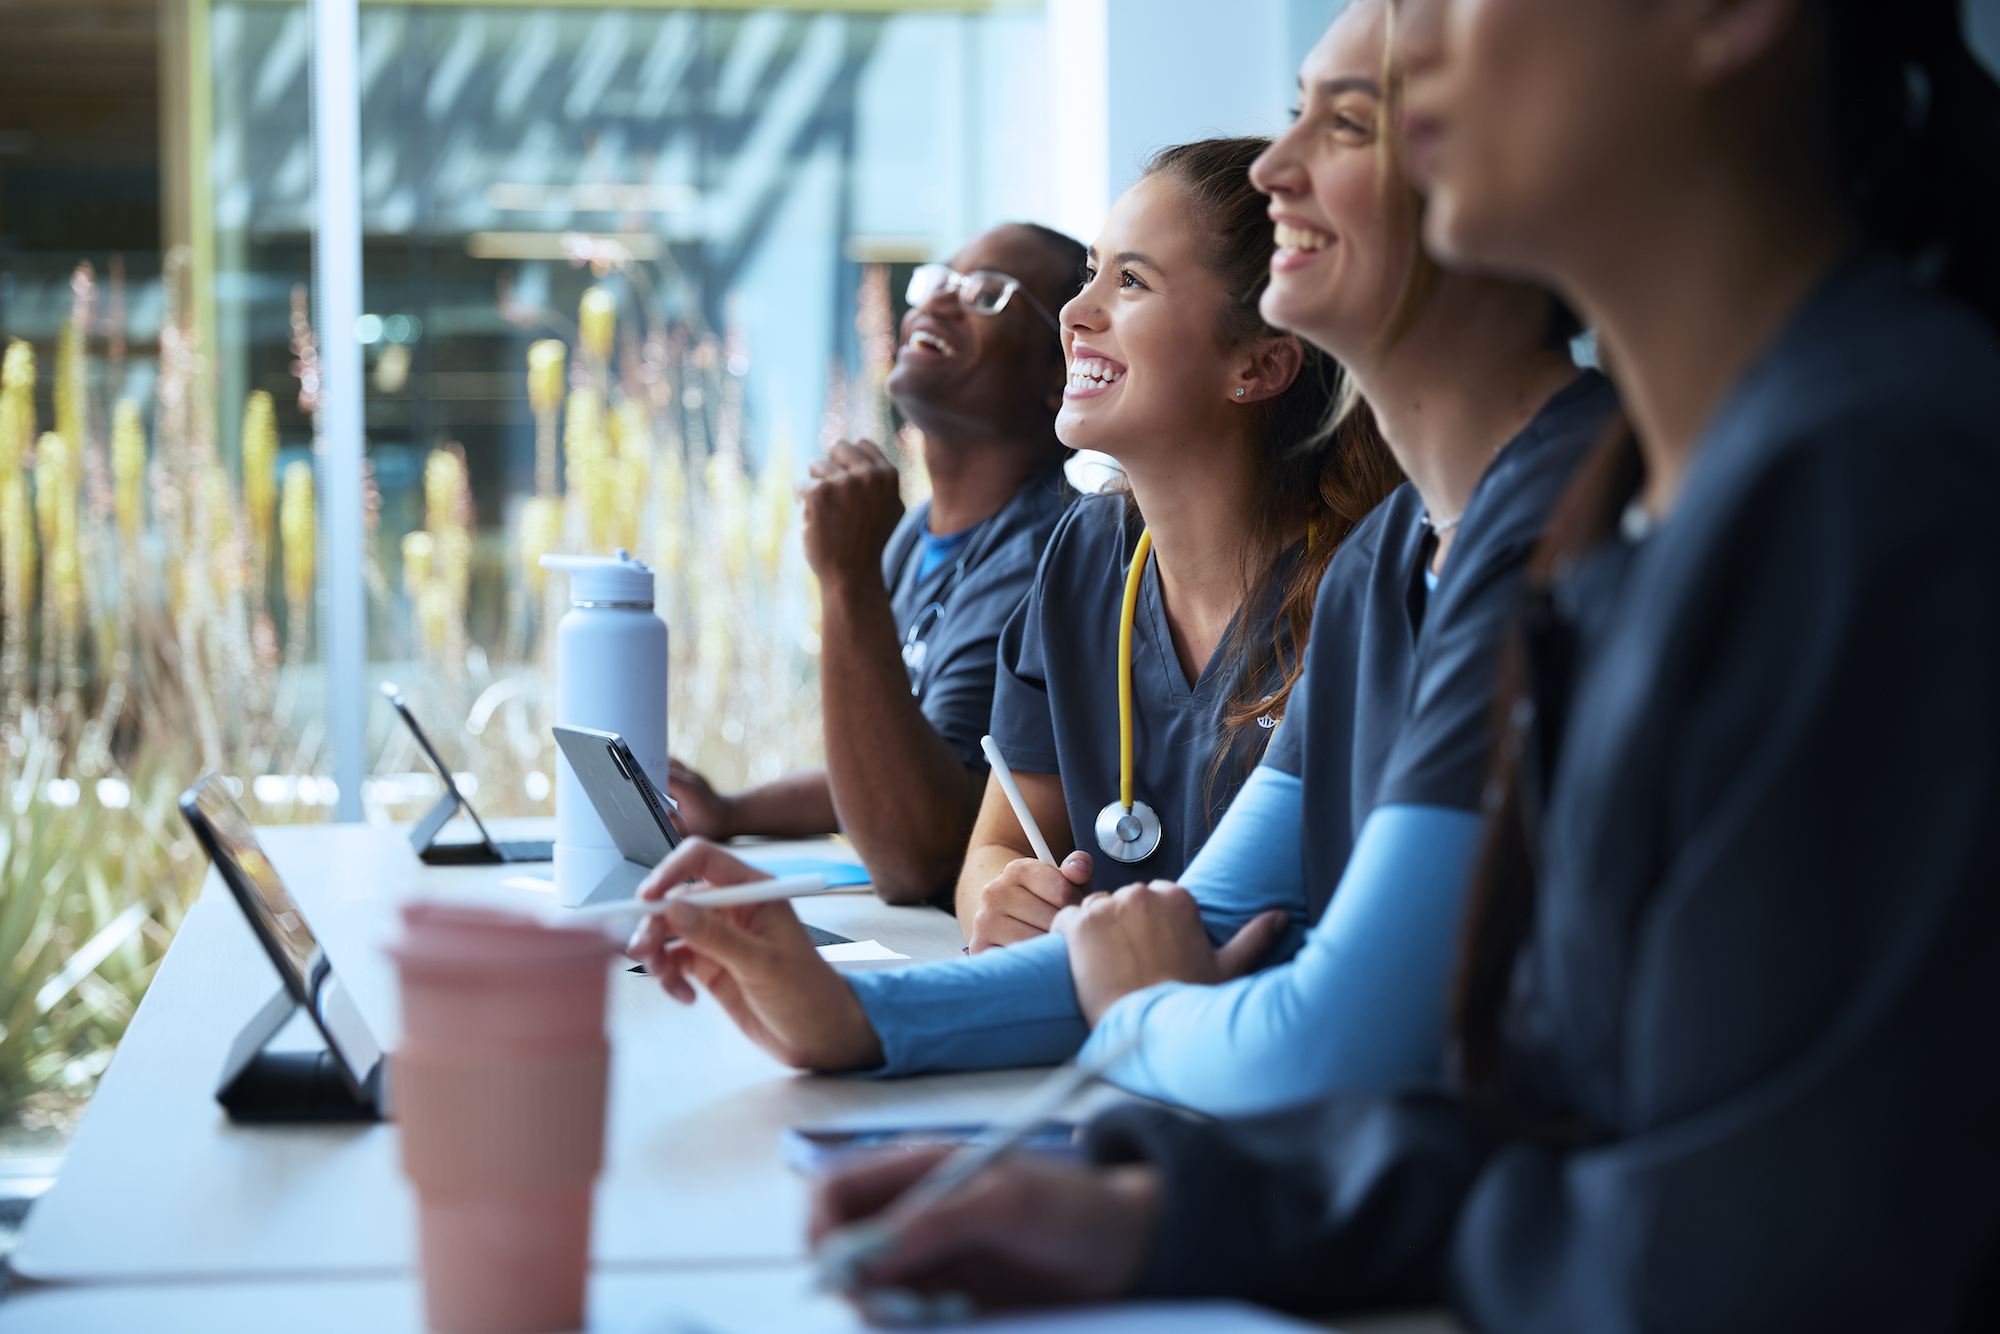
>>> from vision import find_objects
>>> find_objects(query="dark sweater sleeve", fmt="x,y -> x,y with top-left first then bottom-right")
1084,1094 -> 1490,1314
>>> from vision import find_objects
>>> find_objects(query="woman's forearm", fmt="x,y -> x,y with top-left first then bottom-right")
1086,804 -> 1482,1116
844,933 -> 1089,1076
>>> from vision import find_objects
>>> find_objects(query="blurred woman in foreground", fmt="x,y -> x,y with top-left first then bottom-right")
811,0 -> 2000,1326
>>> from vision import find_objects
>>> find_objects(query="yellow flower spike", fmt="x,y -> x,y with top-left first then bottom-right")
585,453 -> 618,553
423,449 -> 463,534
527,339 -> 568,413
563,390 -> 602,496
279,459 -> 315,612
240,391 -> 278,568
578,287 -> 616,363
0,337 -> 30,395
518,495 -> 562,595
0,341 -> 32,481
35,432 -> 68,549
401,530 -> 434,598
56,318 -> 85,476
438,524 -> 472,604
528,340 -> 568,496
605,397 -> 627,458
418,582 -> 450,655
0,468 -> 33,620
111,399 -> 146,544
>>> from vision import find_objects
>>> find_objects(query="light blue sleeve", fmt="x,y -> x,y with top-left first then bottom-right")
844,933 -> 1086,1077
844,764 -> 1311,1078
1177,764 -> 1309,957
1080,803 -> 1482,1117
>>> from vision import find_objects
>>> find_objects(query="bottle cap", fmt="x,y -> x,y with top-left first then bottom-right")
537,549 -> 655,606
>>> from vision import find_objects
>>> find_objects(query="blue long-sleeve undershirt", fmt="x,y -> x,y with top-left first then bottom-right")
1082,801 -> 1481,1116
844,766 -> 1479,1111
845,764 -> 1311,1077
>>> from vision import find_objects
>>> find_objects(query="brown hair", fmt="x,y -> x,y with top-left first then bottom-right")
1137,137 -> 1405,806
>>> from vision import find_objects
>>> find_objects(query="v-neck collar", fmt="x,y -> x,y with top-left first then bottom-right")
1134,532 -> 1304,702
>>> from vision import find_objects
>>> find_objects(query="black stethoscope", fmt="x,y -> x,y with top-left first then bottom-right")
899,514 -> 1004,697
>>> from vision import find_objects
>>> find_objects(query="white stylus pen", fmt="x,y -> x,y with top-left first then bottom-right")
980,734 -> 1058,867
551,872 -> 830,925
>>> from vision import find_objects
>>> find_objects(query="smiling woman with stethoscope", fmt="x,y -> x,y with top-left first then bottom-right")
948,139 -> 1400,951
621,136 -> 1399,1087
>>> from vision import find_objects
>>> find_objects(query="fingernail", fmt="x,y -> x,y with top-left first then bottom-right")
627,924 -> 648,952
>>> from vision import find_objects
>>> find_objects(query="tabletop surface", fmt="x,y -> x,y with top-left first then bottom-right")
8,821 -> 1129,1285
0,1267 -> 1462,1334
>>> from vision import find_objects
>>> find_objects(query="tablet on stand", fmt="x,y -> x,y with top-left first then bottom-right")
179,775 -> 386,1123
382,682 -> 552,865
550,725 -> 853,948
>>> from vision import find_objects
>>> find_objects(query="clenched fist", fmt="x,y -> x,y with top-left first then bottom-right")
800,439 -> 906,590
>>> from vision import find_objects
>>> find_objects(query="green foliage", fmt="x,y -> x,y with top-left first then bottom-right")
0,764 -> 200,1110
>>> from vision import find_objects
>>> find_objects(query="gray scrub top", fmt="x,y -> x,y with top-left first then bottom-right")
1264,370 -> 1617,920
989,492 -> 1297,889
883,464 -> 1072,770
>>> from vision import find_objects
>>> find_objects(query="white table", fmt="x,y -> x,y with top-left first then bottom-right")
0,1265 -> 1450,1334
1,821 -> 1466,1334
7,823 -> 1120,1284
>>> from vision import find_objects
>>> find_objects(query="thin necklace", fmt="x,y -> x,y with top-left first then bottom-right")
1420,435 -> 1511,537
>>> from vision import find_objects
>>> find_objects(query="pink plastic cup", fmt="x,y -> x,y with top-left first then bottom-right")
389,902 -> 620,1334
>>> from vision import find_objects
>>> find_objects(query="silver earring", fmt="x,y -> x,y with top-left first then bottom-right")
1235,388 -> 1245,397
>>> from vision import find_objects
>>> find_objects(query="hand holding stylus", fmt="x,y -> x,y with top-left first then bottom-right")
622,838 -> 885,1072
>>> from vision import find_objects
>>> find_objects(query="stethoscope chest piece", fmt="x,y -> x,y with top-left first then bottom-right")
1095,798 -> 1162,864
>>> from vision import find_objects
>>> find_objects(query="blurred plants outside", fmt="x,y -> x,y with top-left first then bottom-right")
0,239 -> 925,1142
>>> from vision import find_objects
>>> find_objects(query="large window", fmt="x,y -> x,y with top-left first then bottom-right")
0,0 -> 1054,1161
207,1 -> 1054,821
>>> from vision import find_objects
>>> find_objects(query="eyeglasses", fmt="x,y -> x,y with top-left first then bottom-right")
905,264 -> 1061,332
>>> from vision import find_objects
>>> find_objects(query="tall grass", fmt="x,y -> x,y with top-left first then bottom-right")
1,250 -> 322,1119
0,242 -> 924,1122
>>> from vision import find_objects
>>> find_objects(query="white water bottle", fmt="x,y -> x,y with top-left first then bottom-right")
540,549 -> 668,906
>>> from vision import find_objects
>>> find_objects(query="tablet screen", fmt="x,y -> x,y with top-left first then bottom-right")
186,778 -> 320,991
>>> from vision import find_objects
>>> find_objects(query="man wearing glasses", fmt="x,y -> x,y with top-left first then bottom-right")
669,223 -> 1082,906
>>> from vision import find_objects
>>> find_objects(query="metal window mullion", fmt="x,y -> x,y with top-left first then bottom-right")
310,0 -> 367,821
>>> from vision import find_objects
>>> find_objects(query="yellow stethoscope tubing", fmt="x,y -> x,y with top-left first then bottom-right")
1116,528 -> 1153,813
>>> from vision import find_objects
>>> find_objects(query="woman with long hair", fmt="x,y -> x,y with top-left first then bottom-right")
627,137 -> 1400,1076
808,0 -> 2000,1324
1041,0 -> 1617,1116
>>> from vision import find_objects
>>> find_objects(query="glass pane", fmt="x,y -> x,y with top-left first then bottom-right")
206,3 -> 1055,827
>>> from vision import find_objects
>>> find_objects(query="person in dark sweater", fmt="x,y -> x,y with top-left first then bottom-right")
666,223 -> 1079,905
807,0 -> 2000,1328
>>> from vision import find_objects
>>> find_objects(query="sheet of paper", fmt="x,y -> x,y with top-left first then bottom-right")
815,939 -> 909,963
500,875 -> 556,893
